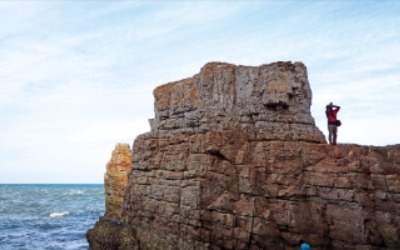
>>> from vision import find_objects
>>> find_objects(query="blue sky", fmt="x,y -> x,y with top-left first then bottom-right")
0,1 -> 399,183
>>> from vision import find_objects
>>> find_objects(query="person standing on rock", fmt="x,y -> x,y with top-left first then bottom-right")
325,102 -> 340,145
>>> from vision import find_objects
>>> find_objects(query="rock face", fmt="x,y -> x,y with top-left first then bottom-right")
149,61 -> 325,143
104,143 -> 132,219
86,61 -> 400,250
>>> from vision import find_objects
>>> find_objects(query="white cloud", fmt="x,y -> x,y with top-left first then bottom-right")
0,1 -> 399,183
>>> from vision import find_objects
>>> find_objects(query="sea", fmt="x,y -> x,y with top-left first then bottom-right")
0,184 -> 104,250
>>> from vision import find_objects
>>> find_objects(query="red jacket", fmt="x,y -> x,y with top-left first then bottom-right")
326,107 -> 340,123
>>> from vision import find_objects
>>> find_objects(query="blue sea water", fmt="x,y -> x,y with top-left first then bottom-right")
0,184 -> 104,250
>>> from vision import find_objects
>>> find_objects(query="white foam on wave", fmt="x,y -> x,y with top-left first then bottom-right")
49,211 -> 69,218
64,190 -> 84,196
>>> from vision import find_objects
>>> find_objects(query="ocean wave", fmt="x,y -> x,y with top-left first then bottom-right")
0,184 -> 102,250
49,211 -> 69,218
63,190 -> 85,196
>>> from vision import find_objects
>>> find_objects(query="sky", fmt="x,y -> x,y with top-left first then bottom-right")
0,0 -> 399,183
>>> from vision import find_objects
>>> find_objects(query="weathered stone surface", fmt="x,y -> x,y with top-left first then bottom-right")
86,218 -> 139,250
150,61 -> 325,143
104,143 -> 132,219
87,62 -> 400,250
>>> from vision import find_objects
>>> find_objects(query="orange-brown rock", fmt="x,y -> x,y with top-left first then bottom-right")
87,62 -> 400,250
150,61 -> 325,143
104,143 -> 132,219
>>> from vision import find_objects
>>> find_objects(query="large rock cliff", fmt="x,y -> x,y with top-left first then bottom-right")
86,61 -> 400,250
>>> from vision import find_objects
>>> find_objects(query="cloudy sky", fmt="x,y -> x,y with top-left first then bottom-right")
1,1 -> 399,183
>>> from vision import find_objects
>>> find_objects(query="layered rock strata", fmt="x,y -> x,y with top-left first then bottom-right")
149,61 -> 325,143
87,62 -> 400,250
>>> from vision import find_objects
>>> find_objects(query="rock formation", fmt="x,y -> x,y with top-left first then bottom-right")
86,61 -> 400,250
104,143 -> 132,219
